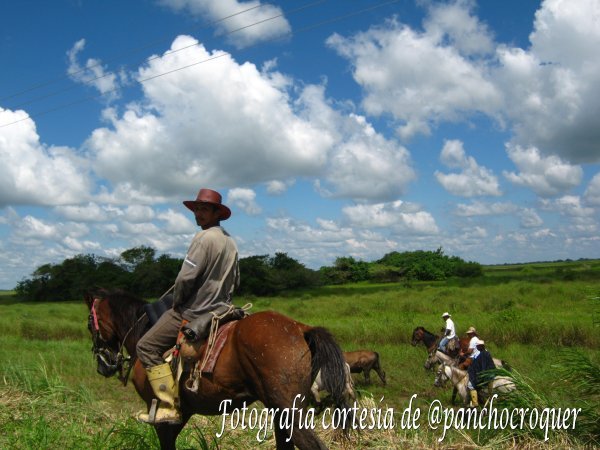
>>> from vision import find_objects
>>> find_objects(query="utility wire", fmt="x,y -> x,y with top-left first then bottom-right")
0,0 -> 400,129
1,2 -> 269,103
5,0 -> 325,111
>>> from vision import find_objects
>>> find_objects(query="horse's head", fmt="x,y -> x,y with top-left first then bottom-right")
411,327 -> 424,346
434,363 -> 451,387
84,290 -> 122,378
424,350 -> 437,371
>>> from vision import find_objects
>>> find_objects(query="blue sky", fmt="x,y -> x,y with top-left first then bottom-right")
1,0 -> 599,289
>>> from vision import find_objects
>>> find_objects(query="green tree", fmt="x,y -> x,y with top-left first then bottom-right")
321,256 -> 369,284
120,246 -> 156,271
238,255 -> 274,296
238,253 -> 321,296
14,247 -> 182,301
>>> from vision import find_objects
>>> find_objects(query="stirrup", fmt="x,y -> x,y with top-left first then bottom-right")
137,399 -> 182,425
137,399 -> 158,424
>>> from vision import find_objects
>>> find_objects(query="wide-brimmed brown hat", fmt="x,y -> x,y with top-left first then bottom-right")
183,188 -> 231,220
466,326 -> 477,334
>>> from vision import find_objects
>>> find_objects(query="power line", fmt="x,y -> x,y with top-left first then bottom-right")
5,0 -> 326,111
0,2 -> 269,103
0,0 -> 400,129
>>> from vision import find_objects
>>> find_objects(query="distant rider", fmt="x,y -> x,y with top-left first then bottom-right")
459,326 -> 479,369
437,312 -> 456,354
467,340 -> 496,407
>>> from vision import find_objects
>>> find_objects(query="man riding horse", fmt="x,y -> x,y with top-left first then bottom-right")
437,312 -> 457,354
136,188 -> 239,424
459,326 -> 479,369
466,340 -> 496,407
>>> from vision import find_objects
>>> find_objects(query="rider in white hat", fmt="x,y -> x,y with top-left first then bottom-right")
438,312 -> 456,354
461,326 -> 480,363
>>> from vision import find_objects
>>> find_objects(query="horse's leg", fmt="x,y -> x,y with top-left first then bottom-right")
374,360 -> 386,385
131,359 -> 152,402
154,420 -> 188,450
273,421 -> 294,450
263,392 -> 327,450
451,386 -> 458,405
364,368 -> 371,385
272,408 -> 321,450
273,405 -> 327,450
288,429 -> 328,450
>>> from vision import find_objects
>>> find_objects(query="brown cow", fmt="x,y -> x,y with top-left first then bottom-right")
344,350 -> 386,385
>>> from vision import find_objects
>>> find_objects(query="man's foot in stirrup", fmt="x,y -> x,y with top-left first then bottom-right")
138,363 -> 182,424
137,399 -> 182,424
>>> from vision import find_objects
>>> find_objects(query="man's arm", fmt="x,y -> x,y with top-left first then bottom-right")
173,238 -> 208,306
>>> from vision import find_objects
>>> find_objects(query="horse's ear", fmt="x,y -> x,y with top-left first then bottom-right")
84,292 -> 94,310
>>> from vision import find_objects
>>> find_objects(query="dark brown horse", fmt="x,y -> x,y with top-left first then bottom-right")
84,288 -> 350,450
411,326 -> 469,359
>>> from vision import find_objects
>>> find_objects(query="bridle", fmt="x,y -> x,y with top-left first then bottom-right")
88,297 -> 146,385
424,350 -> 438,370
434,364 -> 451,387
411,327 -> 424,346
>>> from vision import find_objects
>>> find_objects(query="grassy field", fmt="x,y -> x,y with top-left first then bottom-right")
0,261 -> 599,449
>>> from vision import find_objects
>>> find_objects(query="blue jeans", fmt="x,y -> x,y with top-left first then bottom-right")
439,336 -> 449,352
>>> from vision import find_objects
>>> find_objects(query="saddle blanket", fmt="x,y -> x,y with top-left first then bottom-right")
198,320 -> 236,374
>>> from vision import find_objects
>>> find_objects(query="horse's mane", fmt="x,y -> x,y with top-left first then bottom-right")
449,364 -> 467,377
416,326 -> 437,338
92,287 -> 148,327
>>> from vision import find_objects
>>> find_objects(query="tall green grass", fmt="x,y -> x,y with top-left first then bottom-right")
1,273 -> 598,448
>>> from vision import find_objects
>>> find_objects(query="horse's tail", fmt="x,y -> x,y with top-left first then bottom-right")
304,327 -> 352,428
373,351 -> 381,366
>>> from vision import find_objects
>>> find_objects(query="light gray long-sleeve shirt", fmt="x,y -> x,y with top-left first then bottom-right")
173,226 -> 239,321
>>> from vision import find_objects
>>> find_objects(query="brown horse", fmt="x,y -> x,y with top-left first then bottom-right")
411,326 -> 469,359
344,350 -> 387,386
84,288 -> 351,450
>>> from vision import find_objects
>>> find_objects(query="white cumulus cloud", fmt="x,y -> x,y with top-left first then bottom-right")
158,0 -> 291,49
67,39 -> 124,99
584,173 -> 600,206
227,187 -> 262,215
503,144 -> 583,196
435,139 -> 501,197
343,201 -> 439,235
495,0 -> 600,163
0,108 -> 91,207
328,0 -> 600,165
327,4 -> 501,140
85,36 -> 415,203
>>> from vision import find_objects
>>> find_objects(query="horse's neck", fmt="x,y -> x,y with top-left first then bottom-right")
437,351 -> 453,364
422,329 -> 438,348
118,305 -> 147,356
450,366 -> 467,385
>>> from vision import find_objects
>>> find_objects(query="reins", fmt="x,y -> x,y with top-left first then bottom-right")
115,285 -> 176,385
421,328 -> 439,351
116,310 -> 148,386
